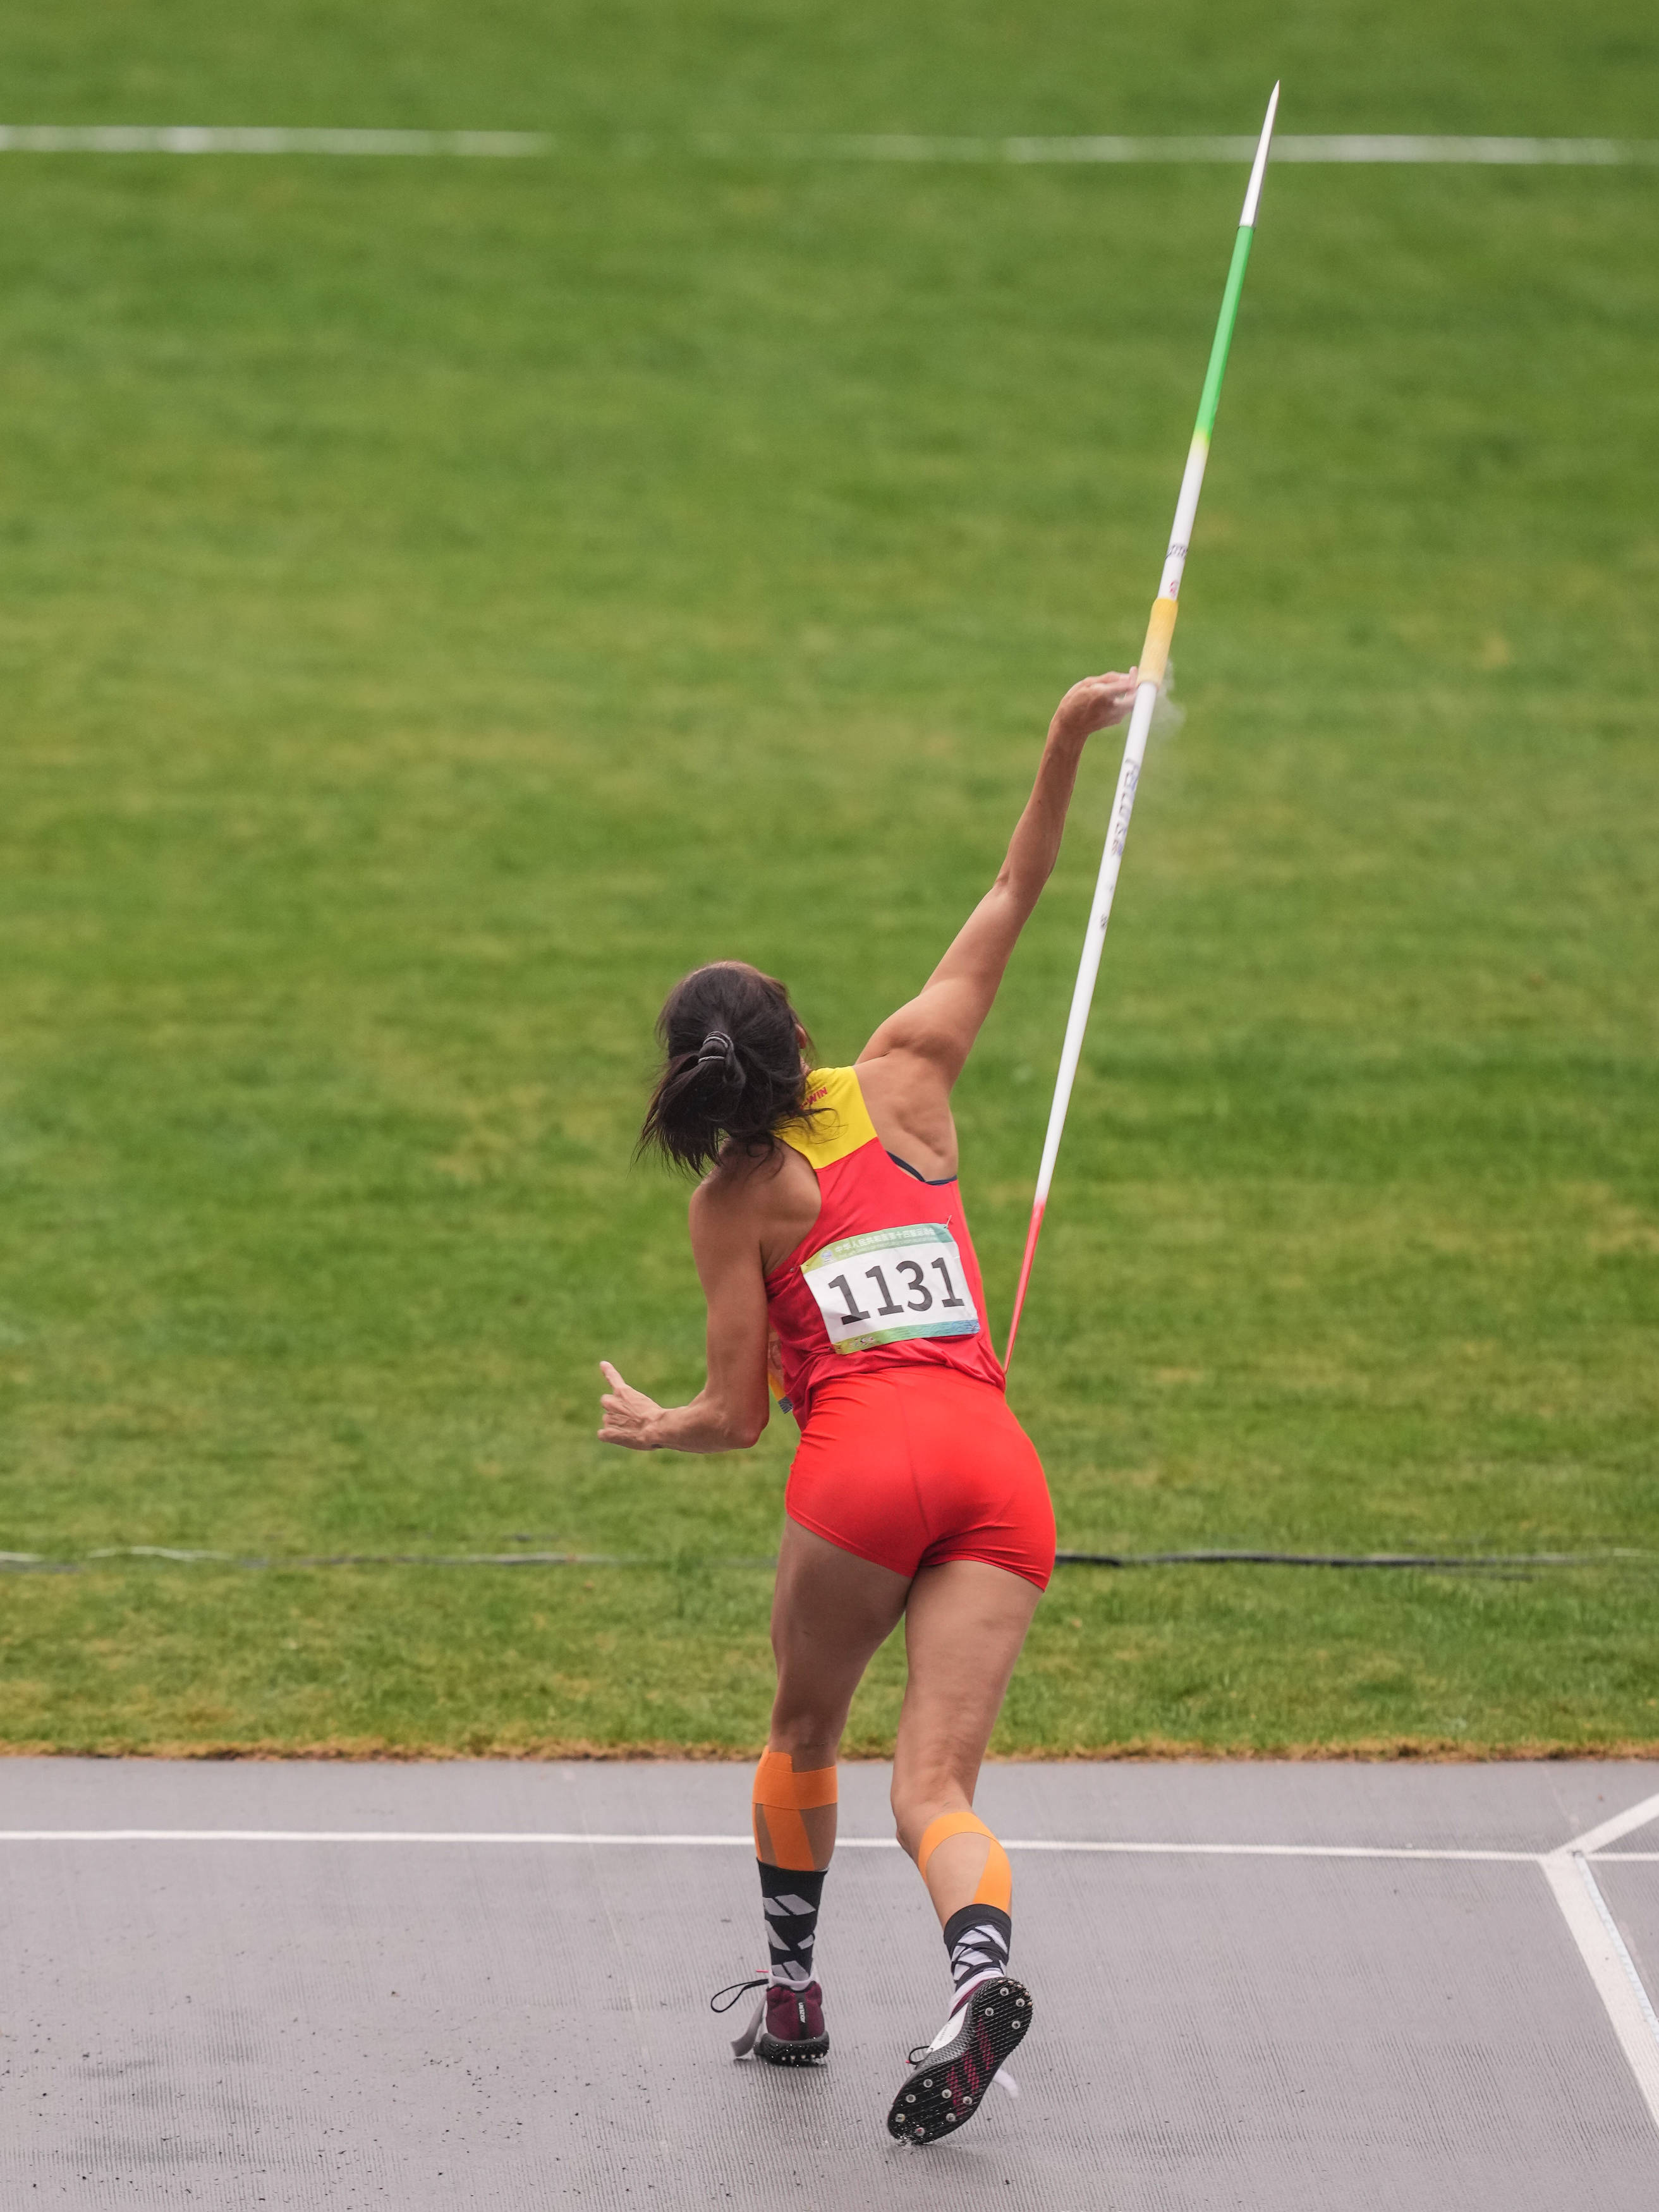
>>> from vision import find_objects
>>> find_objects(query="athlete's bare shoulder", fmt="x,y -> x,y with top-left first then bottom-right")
691,1139 -> 821,1274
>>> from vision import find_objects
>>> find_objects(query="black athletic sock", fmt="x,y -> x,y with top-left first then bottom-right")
758,1861 -> 825,1990
943,1902 -> 1011,2001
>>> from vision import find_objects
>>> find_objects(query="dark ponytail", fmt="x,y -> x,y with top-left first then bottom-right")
639,963 -> 815,1175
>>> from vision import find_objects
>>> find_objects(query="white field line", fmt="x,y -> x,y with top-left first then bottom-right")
0,126 -> 547,157
1540,1853 -> 1659,2132
0,125 -> 1655,167
806,133 -> 1659,167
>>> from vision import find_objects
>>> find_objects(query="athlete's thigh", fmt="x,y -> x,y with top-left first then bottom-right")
770,1516 -> 910,1727
892,1560 -> 1042,1804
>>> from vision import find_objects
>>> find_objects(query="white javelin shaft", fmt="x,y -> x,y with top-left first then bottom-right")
1003,85 -> 1278,1366
1028,382 -> 1216,1209
1029,680 -> 1159,1210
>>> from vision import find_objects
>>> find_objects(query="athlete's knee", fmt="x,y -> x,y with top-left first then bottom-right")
892,1749 -> 978,1840
767,1677 -> 844,1761
890,1780 -> 968,1861
768,1717 -> 840,1766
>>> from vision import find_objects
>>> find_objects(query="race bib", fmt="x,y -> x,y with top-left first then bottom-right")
801,1223 -> 981,1355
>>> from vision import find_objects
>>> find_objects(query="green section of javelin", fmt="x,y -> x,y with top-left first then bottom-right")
1194,222 -> 1258,441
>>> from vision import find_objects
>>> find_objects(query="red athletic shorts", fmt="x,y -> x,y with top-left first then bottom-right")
786,1367 -> 1055,1591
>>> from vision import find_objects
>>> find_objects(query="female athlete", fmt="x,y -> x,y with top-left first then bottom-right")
598,667 -> 1136,2141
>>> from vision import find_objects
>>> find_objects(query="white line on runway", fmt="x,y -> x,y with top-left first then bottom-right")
992,1840 -> 1545,1862
8,1806 -> 1655,2134
0,1829 -> 763,1845
1541,1852 -> 1659,2132
1562,1791 -> 1659,1856
1577,1856 -> 1659,2046
0,125 -> 1654,166
1535,1789 -> 1659,2135
0,1829 -> 1583,1861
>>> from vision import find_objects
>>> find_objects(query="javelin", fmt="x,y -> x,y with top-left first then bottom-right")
1004,82 -> 1280,1368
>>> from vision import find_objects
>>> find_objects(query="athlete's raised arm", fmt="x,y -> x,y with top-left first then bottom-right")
858,672 -> 1138,1103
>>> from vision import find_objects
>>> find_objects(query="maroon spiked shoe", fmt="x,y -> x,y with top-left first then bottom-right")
712,1976 -> 830,2067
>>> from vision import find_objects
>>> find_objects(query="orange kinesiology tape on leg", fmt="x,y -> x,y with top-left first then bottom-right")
916,1809 -> 1012,1911
751,1749 -> 838,1872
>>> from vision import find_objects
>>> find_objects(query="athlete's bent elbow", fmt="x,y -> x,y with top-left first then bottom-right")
710,1401 -> 767,1452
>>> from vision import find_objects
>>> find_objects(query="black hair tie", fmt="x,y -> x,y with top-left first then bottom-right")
694,1030 -> 744,1091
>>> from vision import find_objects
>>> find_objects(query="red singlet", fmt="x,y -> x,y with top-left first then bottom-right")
763,1068 -> 1055,1591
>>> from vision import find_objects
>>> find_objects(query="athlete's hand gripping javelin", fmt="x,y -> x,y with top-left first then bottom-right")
1047,670 -> 1141,740
595,667 -> 1137,1452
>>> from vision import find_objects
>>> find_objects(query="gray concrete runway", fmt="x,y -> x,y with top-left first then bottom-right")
4,1758 -> 1658,2209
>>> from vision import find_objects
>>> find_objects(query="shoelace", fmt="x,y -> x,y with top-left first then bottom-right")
708,1975 -> 768,2015
908,1984 -> 975,2062
711,1974 -> 777,2061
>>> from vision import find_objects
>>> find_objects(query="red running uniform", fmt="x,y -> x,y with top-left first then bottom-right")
764,1068 -> 1054,1592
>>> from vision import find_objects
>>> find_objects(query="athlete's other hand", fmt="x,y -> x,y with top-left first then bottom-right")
597,1361 -> 662,1450
1050,669 -> 1139,743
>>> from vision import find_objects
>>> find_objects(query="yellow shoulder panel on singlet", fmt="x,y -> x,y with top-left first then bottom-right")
779,1066 -> 877,1171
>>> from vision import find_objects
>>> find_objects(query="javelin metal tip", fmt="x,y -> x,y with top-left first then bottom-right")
1240,82 -> 1280,227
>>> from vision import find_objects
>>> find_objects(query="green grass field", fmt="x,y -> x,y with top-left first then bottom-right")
2,3 -> 1656,1756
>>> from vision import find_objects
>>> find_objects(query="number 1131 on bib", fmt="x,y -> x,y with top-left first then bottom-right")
801,1223 -> 981,1355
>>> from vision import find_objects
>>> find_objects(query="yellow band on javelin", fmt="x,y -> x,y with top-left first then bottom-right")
1138,595 -> 1179,691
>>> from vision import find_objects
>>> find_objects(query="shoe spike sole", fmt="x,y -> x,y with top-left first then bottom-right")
754,2032 -> 829,2068
885,1978 -> 1031,2145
